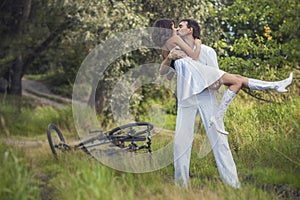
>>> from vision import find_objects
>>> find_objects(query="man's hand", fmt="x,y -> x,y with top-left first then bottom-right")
168,48 -> 187,60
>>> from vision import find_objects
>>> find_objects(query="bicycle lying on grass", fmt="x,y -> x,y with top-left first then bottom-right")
46,122 -> 153,157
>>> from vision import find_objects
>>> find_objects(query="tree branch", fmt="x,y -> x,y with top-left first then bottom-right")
242,89 -> 273,103
22,19 -> 73,74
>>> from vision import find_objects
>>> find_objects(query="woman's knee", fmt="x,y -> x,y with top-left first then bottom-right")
230,75 -> 243,93
222,74 -> 243,88
228,75 -> 242,88
235,75 -> 248,88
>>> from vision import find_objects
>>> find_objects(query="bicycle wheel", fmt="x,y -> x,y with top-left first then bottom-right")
47,123 -> 70,156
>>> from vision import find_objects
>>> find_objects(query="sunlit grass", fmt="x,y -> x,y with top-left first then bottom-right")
0,84 -> 299,199
0,97 -> 75,138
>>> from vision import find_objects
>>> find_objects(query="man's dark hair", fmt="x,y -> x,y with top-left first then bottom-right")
179,19 -> 200,39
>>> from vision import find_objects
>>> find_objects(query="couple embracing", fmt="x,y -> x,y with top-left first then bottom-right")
152,18 -> 293,188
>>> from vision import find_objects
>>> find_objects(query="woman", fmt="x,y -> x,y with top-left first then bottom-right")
152,18 -> 293,134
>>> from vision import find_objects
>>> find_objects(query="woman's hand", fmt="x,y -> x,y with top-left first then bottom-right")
195,39 -> 202,46
171,22 -> 177,36
168,48 -> 187,60
167,71 -> 175,80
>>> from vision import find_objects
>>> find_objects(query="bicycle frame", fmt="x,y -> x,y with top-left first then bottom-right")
47,122 -> 153,157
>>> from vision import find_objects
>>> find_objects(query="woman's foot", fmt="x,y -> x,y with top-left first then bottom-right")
276,72 -> 293,93
209,116 -> 228,135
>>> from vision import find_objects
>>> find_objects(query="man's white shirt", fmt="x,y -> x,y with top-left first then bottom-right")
197,44 -> 219,69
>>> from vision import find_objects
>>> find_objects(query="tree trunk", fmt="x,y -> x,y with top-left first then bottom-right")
6,0 -> 71,96
7,52 -> 23,110
9,52 -> 23,96
6,0 -> 32,97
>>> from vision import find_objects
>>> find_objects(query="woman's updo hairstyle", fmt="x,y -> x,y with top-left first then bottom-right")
152,18 -> 174,47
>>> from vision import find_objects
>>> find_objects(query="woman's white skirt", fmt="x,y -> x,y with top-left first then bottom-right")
175,57 -> 225,102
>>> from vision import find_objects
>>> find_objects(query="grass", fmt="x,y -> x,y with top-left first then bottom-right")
0,96 -> 76,138
0,143 -> 40,200
0,81 -> 299,199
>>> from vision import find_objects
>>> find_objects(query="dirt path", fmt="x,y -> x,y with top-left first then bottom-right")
4,137 -> 46,148
22,78 -> 72,107
1,78 -> 68,146
4,76 -> 60,199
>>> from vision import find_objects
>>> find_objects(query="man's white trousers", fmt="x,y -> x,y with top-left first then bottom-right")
174,89 -> 240,188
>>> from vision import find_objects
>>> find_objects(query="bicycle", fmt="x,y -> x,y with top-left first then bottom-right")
46,122 -> 153,157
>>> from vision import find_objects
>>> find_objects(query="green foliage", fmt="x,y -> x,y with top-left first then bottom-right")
215,0 -> 299,76
0,92 -> 299,199
129,84 -> 177,125
0,96 -> 75,137
1,0 -> 300,196
47,153 -> 134,199
224,96 -> 300,188
2,0 -> 299,114
0,143 -> 40,199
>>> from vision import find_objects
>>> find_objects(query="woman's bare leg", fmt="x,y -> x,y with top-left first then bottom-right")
220,73 -> 248,93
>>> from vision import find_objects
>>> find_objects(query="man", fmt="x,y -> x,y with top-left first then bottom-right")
162,19 -> 240,188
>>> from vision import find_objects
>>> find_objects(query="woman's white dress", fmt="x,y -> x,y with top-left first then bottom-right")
174,57 -> 225,103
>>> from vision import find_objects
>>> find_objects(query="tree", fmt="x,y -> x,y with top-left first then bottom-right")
214,0 -> 299,76
0,0 -> 32,95
0,0 -> 79,97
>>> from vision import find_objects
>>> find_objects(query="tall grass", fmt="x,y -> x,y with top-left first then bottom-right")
225,95 -> 300,189
0,79 -> 299,199
0,96 -> 75,138
33,151 -> 276,200
0,143 -> 40,200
